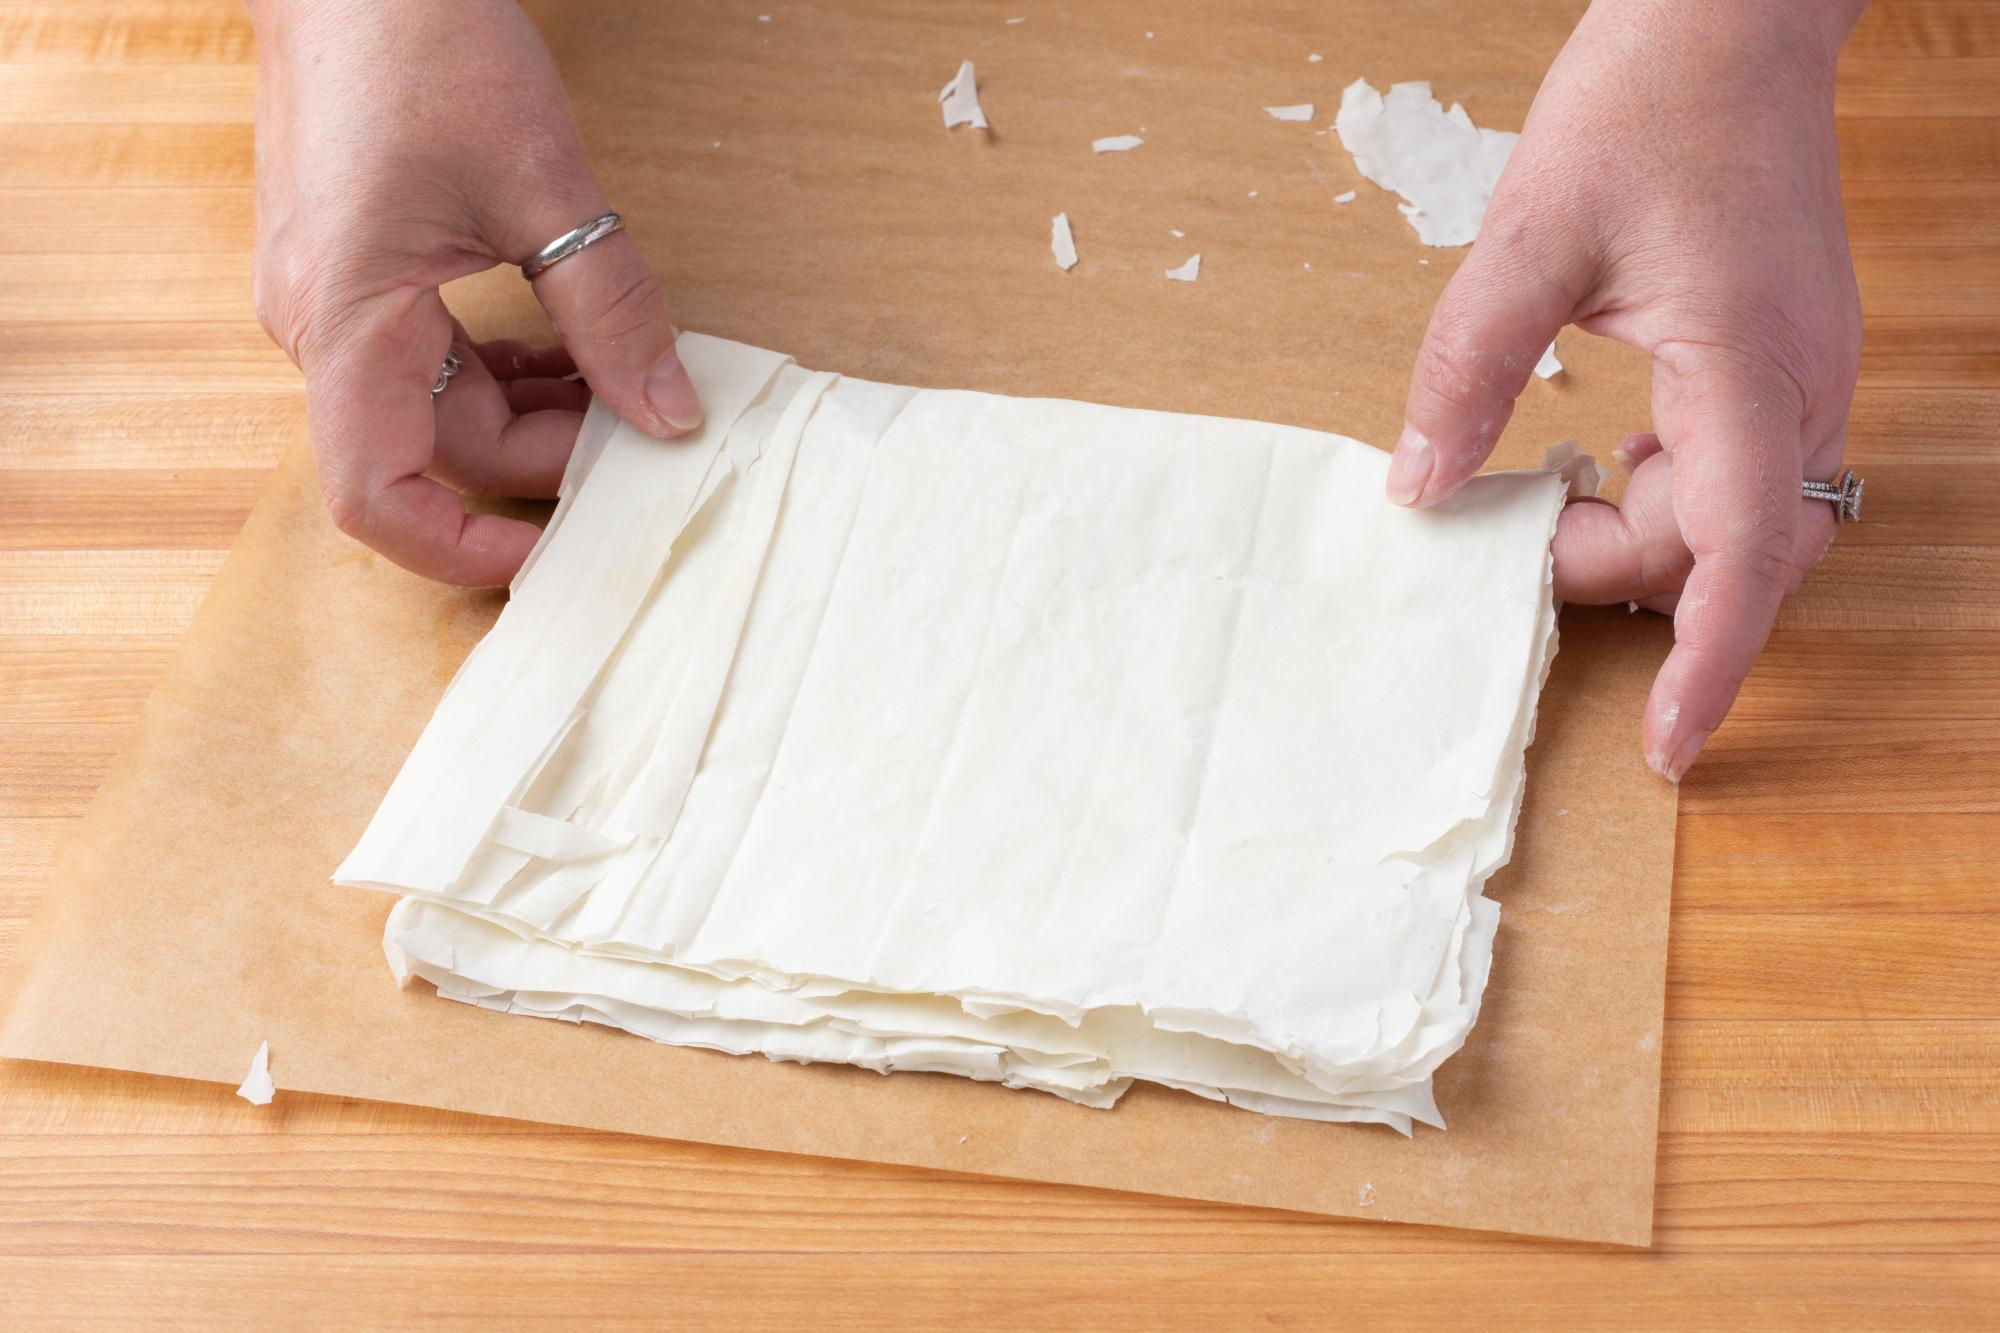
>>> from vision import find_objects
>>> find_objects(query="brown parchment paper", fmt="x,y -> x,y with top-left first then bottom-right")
0,0 -> 1677,1245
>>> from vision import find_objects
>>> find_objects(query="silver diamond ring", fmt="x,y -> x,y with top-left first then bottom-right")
1802,469 -> 1864,524
521,211 -> 624,281
431,346 -> 463,398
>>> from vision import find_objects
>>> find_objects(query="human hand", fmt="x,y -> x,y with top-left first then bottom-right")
1387,0 -> 1867,779
247,0 -> 701,586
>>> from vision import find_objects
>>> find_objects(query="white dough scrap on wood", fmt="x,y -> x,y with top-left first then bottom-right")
1264,103 -> 1314,121
1092,134 -> 1144,153
938,60 -> 988,130
1164,253 -> 1201,281
1334,78 -> 1518,247
235,1040 -> 274,1106
1051,212 -> 1079,271
1535,339 -> 1564,380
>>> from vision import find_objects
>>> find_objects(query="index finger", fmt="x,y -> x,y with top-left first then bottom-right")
304,289 -> 544,587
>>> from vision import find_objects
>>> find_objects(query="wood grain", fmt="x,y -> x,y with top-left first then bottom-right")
2,0 -> 1996,1325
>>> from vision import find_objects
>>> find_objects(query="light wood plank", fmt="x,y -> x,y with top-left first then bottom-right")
0,817 -> 60,933
0,187 -> 251,254
0,64 -> 252,123
1779,547 -> 2000,632
1667,913 -> 2000,1019
0,322 -> 293,393
0,1124 -> 1993,1258
0,549 -> 225,635
1652,1133 -> 2000,1252
0,1253 -> 1996,1330
0,124 -> 252,187
0,722 -> 130,818
1661,1020 -> 2000,1134
1685,718 -> 2000,813
0,252 -> 251,322
0,637 -> 178,726
1676,813 -> 2000,913
1844,387 -> 2000,461
0,472 -> 261,549
1854,247 -> 2000,321
1844,181 -> 2000,249
0,394 -> 296,469
1849,0 -> 2000,60
1731,633 -> 2000,720
1839,117 -> 2000,179
1837,58 -> 2000,118
1855,347 -> 2000,387
0,3 -> 255,66
2,56 -> 1989,128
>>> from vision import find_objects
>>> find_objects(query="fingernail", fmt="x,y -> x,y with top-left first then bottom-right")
1385,425 -> 1434,506
644,351 -> 704,433
1612,445 -> 1635,473
1649,727 -> 1713,783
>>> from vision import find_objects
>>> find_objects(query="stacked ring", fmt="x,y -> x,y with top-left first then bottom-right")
431,346 -> 463,398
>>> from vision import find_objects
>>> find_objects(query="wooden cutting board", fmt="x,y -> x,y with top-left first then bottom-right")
2,0 -> 1997,1322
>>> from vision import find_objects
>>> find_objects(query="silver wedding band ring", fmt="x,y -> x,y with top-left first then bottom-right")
521,211 -> 624,280
431,346 -> 462,398
1803,469 -> 1864,524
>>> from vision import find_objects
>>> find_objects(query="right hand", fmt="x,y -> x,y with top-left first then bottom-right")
248,0 -> 702,586
1384,0 -> 1865,780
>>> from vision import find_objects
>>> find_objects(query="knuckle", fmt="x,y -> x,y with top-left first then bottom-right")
1636,541 -> 1695,602
1413,327 -> 1509,418
321,482 -> 368,540
1734,528 -> 1796,589
577,267 -> 671,346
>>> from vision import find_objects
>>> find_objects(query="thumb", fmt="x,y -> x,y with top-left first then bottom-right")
1389,235 -> 1580,507
502,195 -> 702,440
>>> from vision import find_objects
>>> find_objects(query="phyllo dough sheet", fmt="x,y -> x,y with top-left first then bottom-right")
337,333 -> 1567,1135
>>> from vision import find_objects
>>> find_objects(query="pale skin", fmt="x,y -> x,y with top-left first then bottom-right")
248,0 -> 1866,779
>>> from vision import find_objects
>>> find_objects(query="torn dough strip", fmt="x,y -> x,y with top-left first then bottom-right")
341,334 -> 1567,1136
938,60 -> 988,130
1334,78 -> 1518,247
235,1041 -> 274,1106
1051,213 -> 1079,271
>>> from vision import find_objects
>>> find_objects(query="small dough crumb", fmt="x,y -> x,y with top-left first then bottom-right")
1264,104 -> 1315,122
1541,441 -> 1603,499
1092,135 -> 1144,153
1535,339 -> 1564,380
1333,190 -> 1357,204
1050,213 -> 1079,271
235,1040 -> 274,1106
938,61 -> 989,131
1165,254 -> 1201,282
